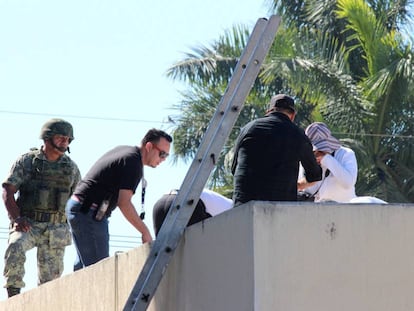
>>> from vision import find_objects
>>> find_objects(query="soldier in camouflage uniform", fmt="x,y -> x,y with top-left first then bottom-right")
2,119 -> 81,298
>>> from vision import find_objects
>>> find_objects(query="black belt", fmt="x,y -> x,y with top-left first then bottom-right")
22,210 -> 67,224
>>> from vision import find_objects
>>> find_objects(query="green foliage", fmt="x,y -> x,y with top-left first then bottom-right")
166,0 -> 414,202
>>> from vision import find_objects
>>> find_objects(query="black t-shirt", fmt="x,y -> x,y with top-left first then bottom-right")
74,145 -> 143,212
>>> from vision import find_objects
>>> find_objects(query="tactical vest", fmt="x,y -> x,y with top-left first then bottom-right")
16,149 -> 77,216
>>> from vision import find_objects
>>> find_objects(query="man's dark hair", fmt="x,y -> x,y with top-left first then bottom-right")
265,106 -> 296,117
141,128 -> 172,146
274,106 -> 295,114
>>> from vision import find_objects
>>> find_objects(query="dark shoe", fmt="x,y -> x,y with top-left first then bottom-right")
7,287 -> 20,298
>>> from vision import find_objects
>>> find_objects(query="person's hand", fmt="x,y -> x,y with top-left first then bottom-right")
13,217 -> 31,232
298,177 -> 317,190
141,231 -> 153,244
314,150 -> 327,165
297,178 -> 308,191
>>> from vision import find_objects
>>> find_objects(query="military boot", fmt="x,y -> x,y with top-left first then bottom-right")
7,287 -> 20,298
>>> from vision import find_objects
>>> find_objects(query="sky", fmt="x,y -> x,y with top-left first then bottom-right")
0,0 -> 270,301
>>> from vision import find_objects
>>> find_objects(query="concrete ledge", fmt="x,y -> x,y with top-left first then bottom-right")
0,243 -> 151,311
1,202 -> 413,311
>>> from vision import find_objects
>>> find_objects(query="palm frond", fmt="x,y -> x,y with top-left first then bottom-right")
166,25 -> 251,86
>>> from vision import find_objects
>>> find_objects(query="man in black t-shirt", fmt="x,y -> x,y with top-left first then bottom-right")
65,128 -> 172,270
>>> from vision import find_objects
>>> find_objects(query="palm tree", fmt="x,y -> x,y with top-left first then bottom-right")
336,0 -> 414,201
167,0 -> 414,202
166,25 -> 285,190
265,0 -> 414,202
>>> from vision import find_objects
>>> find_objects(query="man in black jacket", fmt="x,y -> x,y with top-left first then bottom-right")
231,94 -> 322,206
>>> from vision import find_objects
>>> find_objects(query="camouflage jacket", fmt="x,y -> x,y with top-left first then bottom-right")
3,148 -> 81,215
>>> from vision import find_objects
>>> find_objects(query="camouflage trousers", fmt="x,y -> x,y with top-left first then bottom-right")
3,220 -> 72,289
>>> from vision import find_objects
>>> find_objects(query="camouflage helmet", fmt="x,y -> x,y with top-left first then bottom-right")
40,118 -> 74,141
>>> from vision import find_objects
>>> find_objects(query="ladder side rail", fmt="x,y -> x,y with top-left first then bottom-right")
123,15 -> 281,311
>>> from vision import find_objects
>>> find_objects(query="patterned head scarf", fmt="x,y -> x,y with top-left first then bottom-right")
305,122 -> 341,153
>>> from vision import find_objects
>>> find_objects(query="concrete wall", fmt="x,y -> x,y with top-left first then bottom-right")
0,242 -> 151,311
252,202 -> 414,311
152,202 -> 255,311
1,202 -> 414,311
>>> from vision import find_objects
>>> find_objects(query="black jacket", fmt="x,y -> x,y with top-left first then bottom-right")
231,112 -> 322,206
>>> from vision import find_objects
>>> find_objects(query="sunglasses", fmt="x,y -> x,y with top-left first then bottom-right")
152,143 -> 169,159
